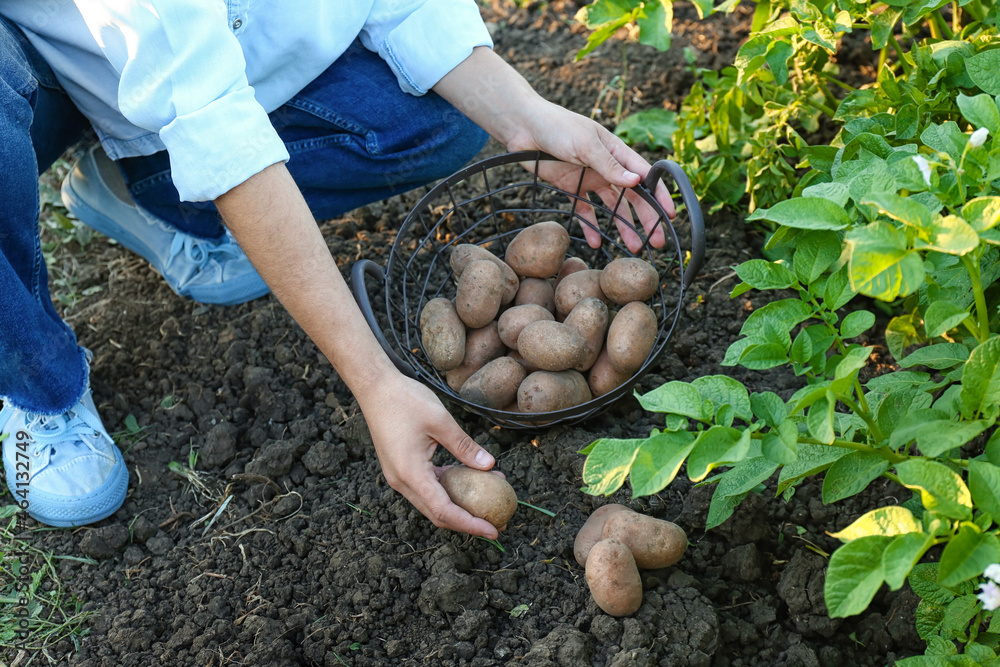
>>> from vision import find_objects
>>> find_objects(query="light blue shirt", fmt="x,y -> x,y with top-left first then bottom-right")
1,0 -> 492,202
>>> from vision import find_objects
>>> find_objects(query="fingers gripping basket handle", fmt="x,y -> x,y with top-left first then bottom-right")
350,259 -> 419,380
642,160 -> 706,290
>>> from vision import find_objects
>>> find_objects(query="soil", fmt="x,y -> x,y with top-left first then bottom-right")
9,3 -> 921,666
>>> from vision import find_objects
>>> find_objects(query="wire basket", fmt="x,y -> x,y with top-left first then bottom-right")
351,150 -> 706,429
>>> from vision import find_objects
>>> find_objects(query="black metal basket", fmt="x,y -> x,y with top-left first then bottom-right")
351,150 -> 706,429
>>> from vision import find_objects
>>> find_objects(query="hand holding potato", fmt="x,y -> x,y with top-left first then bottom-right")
359,371 -> 502,539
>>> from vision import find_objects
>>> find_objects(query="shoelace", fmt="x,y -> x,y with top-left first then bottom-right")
23,407 -> 109,457
168,232 -> 245,269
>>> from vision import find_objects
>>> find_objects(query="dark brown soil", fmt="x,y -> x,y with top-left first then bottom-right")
8,3 -> 920,666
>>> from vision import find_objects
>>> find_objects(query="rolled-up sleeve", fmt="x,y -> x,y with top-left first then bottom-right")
75,1 -> 289,202
360,0 -> 493,96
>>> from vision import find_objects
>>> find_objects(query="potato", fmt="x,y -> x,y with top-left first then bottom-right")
600,258 -> 659,305
456,260 -> 505,329
504,221 -> 571,278
606,302 -> 657,375
517,320 -> 586,372
498,304 -> 554,350
459,357 -> 526,410
588,348 -> 633,397
554,257 -> 588,291
446,323 -> 506,392
419,298 -> 465,371
585,538 -> 643,617
507,350 -> 539,375
574,504 -> 632,567
554,270 -> 611,320
515,278 -> 556,314
563,298 -> 609,372
601,511 -> 688,569
439,466 -> 517,530
450,243 -> 519,304
517,370 -> 592,413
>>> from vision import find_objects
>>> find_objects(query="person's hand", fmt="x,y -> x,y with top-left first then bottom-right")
359,371 -> 501,539
506,98 -> 675,253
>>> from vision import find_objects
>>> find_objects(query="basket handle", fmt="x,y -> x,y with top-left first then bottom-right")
350,259 -> 419,380
642,160 -> 706,290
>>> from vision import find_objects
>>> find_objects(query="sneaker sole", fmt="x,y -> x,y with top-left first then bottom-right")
62,159 -> 271,307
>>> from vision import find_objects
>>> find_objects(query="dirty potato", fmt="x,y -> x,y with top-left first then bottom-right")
554,270 -> 610,320
588,348 -> 633,397
419,298 -> 465,371
563,297 -> 609,372
439,466 -> 518,530
517,320 -> 585,372
600,258 -> 659,305
601,511 -> 688,569
455,260 -> 505,329
606,302 -> 657,374
503,221 -> 571,278
514,278 -> 556,314
498,304 -> 555,350
517,370 -> 592,413
459,357 -> 526,410
450,243 -> 519,304
574,504 -> 632,567
446,323 -> 506,392
585,538 -> 643,617
554,257 -> 589,291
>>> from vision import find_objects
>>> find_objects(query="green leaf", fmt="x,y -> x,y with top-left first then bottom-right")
898,343 -> 970,370
750,391 -> 787,428
737,343 -> 789,370
884,532 -> 935,590
938,524 -> 1000,587
962,197 -> 1000,232
969,460 -> 1000,518
913,600 -> 947,642
888,410 -> 990,457
706,489 -> 747,531
916,215 -> 980,256
777,443 -> 849,494
807,394 -> 836,444
687,426 -> 751,482
614,108 -> 678,151
910,563 -> 957,605
835,345 -> 873,380
628,431 -> 697,496
830,506 -> 922,541
871,7 -> 902,49
739,298 -> 815,338
707,456 -> 782,528
840,311 -> 876,338
958,93 -> 1000,135
825,536 -> 892,617
876,387 -> 934,438
846,222 -> 925,301
582,438 -> 644,495
761,430 -> 797,465
735,259 -> 797,290
792,231 -> 843,285
961,337 -> 1000,417
921,122 -> 970,160
824,264 -> 856,310
822,451 -> 890,504
866,371 -> 931,393
636,0 -> 672,51
747,197 -> 852,230
790,329 -> 814,366
895,459 -> 973,521
862,193 -> 933,229
692,375 -> 752,422
967,50 -> 1000,95
801,182 -> 850,208
924,301 -> 970,338
637,382 -> 710,421
942,594 -> 981,639
764,39 -> 793,84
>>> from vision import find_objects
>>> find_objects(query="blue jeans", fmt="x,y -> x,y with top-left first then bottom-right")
0,25 -> 487,414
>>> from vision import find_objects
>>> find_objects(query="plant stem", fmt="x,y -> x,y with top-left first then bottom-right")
932,10 -> 955,39
888,33 -> 913,77
841,395 -> 885,443
961,253 -> 990,343
821,73 -> 857,92
968,0 -> 986,22
753,432 -> 906,462
883,471 -> 903,485
803,96 -> 837,118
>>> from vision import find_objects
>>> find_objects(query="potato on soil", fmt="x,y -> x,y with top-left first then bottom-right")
419,298 -> 465,371
498,304 -> 555,350
601,511 -> 688,569
606,301 -> 657,374
554,257 -> 588,290
450,243 -> 519,304
517,320 -> 586,372
574,504 -> 632,567
455,260 -> 505,329
600,258 -> 659,305
517,370 -> 591,413
446,323 -> 506,392
554,270 -> 610,320
585,538 -> 643,617
514,278 -> 556,314
563,297 -> 609,372
459,357 -> 526,410
588,348 -> 633,397
504,221 -> 571,278
439,466 -> 517,530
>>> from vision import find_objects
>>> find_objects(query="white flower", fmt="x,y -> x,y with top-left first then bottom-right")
912,155 -> 933,186
970,127 -> 990,149
980,581 -> 1000,611
986,563 -> 1000,583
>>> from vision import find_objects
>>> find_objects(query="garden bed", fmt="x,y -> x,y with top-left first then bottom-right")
14,2 -> 921,665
